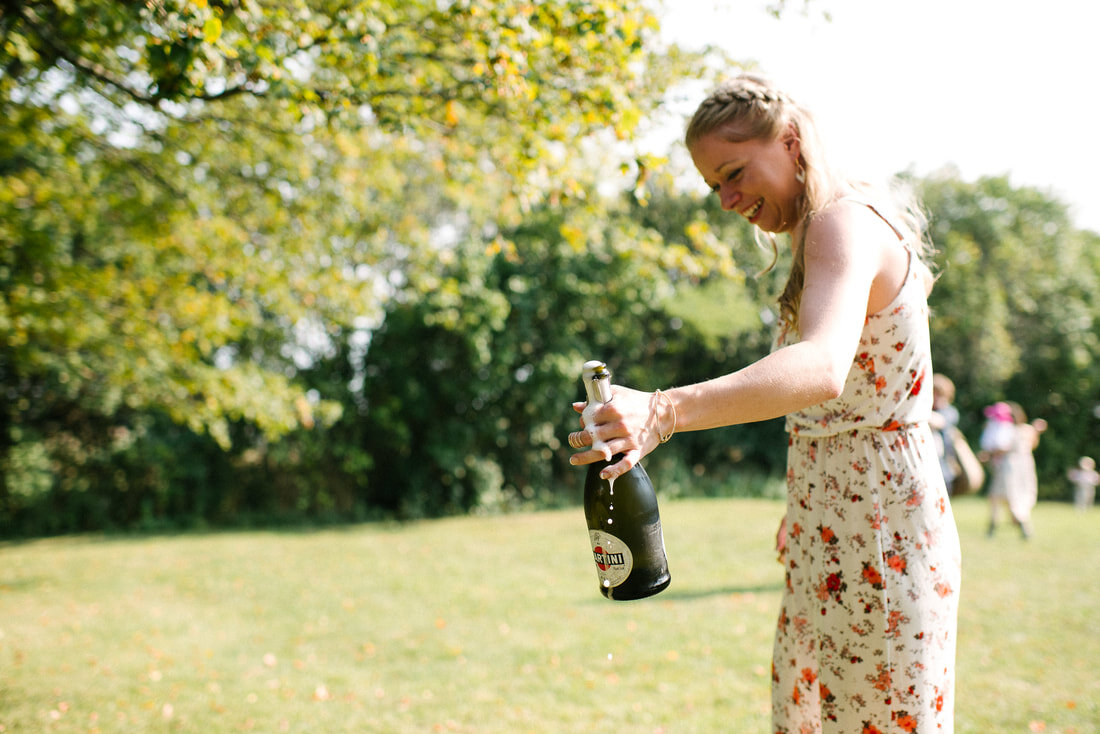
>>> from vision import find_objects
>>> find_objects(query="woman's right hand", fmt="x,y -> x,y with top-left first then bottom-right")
567,385 -> 665,481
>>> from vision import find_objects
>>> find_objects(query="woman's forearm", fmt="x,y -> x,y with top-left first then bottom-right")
666,341 -> 847,432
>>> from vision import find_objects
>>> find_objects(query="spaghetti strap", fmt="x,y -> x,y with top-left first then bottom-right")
840,195 -> 906,243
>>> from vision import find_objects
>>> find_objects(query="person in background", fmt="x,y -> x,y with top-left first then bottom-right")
566,74 -> 960,733
980,401 -> 1047,538
1067,456 -> 1099,511
931,374 -> 961,490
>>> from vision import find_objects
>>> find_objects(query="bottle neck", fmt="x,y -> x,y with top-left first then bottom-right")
582,360 -> 612,405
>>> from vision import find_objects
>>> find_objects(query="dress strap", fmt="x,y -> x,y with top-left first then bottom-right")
841,196 -> 906,243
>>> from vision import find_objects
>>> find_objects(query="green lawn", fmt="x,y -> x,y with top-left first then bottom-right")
1,496 -> 1097,733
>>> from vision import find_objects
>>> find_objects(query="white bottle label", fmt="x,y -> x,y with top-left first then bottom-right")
589,529 -> 633,588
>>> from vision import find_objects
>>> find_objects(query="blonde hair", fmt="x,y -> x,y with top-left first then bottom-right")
932,374 -> 956,402
685,74 -> 932,332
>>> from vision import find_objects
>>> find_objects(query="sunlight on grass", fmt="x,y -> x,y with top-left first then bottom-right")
1,497 -> 1097,733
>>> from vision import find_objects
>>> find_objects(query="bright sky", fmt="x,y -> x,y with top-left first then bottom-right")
655,0 -> 1100,233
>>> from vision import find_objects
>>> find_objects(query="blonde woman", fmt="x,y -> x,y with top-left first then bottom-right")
567,75 -> 960,733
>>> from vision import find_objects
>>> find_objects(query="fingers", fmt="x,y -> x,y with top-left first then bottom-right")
568,427 -> 618,468
567,430 -> 588,449
601,449 -> 641,481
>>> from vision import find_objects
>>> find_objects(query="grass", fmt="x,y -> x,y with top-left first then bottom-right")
1,495 -> 1097,733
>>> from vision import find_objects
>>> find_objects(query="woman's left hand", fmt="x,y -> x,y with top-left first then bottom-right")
567,385 -> 663,481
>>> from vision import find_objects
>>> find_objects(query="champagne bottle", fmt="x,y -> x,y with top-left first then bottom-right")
580,360 -> 670,601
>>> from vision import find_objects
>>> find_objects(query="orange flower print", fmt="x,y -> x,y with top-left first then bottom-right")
875,375 -> 887,393
886,552 -> 907,574
934,581 -> 954,598
819,525 -> 837,544
801,667 -> 817,685
867,664 -> 892,692
862,723 -> 884,734
819,682 -> 835,704
896,711 -> 918,732
861,562 -> 884,589
885,609 -> 908,638
909,368 -> 925,397
849,620 -> 872,637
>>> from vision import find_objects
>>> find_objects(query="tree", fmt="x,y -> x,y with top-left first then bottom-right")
1,0 -> 708,528
920,170 -> 1100,497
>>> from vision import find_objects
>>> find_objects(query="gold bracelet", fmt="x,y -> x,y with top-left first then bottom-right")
654,389 -> 676,443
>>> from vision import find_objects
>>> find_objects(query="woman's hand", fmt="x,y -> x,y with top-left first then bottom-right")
775,515 -> 788,565
567,385 -> 665,481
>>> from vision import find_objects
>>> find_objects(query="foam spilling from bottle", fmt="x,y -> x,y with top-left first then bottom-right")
581,402 -> 612,462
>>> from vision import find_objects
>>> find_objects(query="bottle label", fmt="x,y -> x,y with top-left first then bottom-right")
589,529 -> 633,588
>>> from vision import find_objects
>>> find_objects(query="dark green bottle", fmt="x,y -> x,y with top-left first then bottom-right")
580,360 -> 670,601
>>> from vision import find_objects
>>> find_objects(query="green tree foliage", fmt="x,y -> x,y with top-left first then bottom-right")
920,170 -> 1100,498
1,0 -> 708,530
326,186 -> 751,517
4,2 -> 1096,533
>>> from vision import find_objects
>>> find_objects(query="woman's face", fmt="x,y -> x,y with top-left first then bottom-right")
689,125 -> 804,234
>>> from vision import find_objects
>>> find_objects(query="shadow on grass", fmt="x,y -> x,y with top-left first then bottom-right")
660,582 -> 784,601
582,581 -> 784,603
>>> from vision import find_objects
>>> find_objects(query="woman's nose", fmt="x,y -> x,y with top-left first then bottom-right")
720,186 -> 740,211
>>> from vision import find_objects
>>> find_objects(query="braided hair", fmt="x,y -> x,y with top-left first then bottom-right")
685,74 -> 929,334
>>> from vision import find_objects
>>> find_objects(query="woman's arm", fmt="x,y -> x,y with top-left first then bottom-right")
573,201 -> 899,480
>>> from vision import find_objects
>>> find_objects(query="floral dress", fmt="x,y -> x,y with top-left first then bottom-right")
772,211 -> 961,734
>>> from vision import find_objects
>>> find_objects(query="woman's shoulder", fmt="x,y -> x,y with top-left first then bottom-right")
807,195 -> 929,308
803,196 -> 900,260
808,195 -> 900,237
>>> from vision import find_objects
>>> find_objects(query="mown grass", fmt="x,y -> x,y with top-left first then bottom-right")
1,496 -> 1097,733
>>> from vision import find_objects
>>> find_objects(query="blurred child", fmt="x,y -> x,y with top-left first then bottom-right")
1067,456 -> 1099,511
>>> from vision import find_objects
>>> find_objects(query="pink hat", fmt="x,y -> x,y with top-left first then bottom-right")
984,401 -> 1013,422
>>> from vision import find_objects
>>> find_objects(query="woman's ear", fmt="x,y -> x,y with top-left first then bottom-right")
782,122 -> 801,162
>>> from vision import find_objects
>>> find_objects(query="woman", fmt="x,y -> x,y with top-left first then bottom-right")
567,75 -> 961,733
981,401 -> 1046,538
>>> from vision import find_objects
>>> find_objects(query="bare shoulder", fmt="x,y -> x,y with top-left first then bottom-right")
805,199 -> 915,313
803,199 -> 893,264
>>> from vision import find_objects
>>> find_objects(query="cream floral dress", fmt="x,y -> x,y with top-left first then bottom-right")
772,207 -> 961,734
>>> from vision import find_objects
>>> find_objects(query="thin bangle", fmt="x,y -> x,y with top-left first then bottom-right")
654,389 -> 676,443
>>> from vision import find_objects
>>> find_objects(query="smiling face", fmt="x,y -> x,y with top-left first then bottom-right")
689,125 -> 805,234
